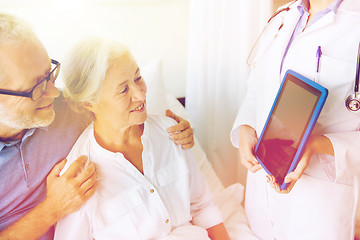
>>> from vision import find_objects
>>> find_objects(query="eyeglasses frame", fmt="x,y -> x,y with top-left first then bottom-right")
0,59 -> 60,101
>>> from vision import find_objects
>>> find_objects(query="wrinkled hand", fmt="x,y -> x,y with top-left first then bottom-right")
166,109 -> 194,149
44,156 -> 97,220
239,125 -> 262,173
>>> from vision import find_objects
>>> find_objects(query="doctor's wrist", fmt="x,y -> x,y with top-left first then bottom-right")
308,135 -> 334,156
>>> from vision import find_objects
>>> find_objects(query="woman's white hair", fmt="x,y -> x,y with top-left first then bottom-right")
62,37 -> 130,110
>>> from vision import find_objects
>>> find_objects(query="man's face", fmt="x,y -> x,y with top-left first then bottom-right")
0,38 -> 60,131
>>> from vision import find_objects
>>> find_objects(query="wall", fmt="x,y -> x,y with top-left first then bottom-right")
0,0 -> 190,97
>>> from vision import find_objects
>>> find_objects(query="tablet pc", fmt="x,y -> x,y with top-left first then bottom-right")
254,70 -> 328,190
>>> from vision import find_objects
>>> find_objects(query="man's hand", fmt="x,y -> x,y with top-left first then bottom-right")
166,109 -> 194,149
239,125 -> 262,172
44,156 -> 97,220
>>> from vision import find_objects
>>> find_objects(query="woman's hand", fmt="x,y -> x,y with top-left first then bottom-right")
239,125 -> 262,172
267,134 -> 334,193
166,109 -> 194,149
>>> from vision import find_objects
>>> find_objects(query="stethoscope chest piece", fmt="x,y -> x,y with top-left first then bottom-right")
346,92 -> 360,112
346,41 -> 360,112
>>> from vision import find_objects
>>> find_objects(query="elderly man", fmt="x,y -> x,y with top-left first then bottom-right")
0,13 -> 194,240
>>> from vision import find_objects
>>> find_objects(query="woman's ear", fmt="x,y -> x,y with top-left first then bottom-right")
82,102 -> 94,112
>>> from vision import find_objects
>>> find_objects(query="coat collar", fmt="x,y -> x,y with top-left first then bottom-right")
338,0 -> 360,14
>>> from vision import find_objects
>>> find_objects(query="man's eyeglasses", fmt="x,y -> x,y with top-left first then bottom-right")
0,59 -> 60,101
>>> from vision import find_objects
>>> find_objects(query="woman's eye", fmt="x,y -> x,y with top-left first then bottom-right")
135,76 -> 142,82
119,86 -> 128,94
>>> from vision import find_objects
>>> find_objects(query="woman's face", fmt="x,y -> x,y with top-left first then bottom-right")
89,53 -> 147,129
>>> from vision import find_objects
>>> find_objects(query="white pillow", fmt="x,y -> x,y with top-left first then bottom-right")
141,59 -> 168,115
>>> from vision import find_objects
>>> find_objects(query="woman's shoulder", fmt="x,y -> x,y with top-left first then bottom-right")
146,114 -> 177,132
59,124 -> 93,175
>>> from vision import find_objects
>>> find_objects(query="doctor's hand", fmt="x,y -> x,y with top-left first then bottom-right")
268,135 -> 334,194
166,109 -> 194,150
239,125 -> 262,173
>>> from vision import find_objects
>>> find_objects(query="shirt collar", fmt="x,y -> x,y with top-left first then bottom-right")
297,0 -> 309,14
0,142 -> 5,152
298,0 -> 343,14
0,128 -> 40,151
328,0 -> 343,14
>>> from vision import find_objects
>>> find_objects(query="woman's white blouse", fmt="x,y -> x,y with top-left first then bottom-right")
54,115 -> 222,240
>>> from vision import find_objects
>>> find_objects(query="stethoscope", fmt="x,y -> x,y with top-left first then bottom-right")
345,42 -> 360,112
246,0 -> 298,67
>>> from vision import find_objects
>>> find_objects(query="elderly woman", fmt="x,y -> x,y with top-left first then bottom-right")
53,38 -> 230,240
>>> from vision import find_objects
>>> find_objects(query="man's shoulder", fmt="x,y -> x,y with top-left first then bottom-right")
52,94 -> 90,131
32,94 -> 90,152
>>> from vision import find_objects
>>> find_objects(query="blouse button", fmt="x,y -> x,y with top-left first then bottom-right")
165,219 -> 169,224
150,188 -> 155,193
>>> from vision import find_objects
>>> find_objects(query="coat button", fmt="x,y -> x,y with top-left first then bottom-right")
150,189 -> 154,193
165,219 -> 169,224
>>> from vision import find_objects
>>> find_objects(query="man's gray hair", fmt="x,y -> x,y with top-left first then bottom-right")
0,13 -> 36,42
0,13 -> 37,84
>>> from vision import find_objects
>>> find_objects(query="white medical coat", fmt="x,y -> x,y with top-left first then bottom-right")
55,115 -> 222,240
231,0 -> 360,239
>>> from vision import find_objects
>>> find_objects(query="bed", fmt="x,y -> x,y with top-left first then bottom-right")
142,59 -> 258,240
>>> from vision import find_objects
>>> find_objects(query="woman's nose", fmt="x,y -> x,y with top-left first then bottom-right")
41,81 -> 60,99
130,84 -> 146,101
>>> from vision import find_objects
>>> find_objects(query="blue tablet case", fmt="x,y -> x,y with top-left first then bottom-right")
254,70 -> 328,190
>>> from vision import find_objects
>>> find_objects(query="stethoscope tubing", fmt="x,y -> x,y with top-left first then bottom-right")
247,0 -> 360,112
246,0 -> 298,67
355,42 -> 360,93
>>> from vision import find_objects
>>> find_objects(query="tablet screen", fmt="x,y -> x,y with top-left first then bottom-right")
255,74 -> 322,184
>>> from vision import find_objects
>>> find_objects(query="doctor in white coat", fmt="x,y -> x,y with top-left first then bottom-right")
231,0 -> 360,239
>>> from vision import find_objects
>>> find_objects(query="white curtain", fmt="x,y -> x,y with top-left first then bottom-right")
186,0 -> 272,186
